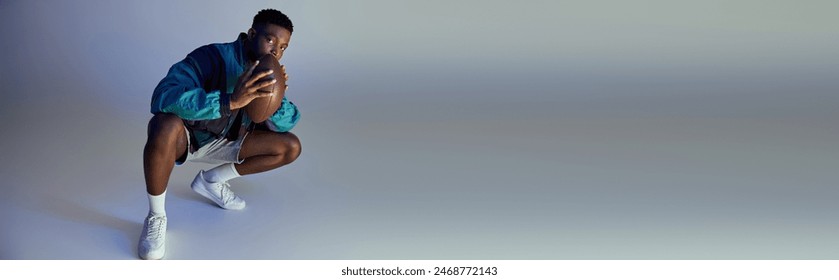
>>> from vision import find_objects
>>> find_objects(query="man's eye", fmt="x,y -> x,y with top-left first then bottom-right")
280,47 -> 286,51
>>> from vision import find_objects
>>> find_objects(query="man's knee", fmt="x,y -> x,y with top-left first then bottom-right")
148,114 -> 184,137
267,132 -> 301,163
284,134 -> 302,162
146,114 -> 186,149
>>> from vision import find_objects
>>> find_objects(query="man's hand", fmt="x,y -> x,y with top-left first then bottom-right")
278,64 -> 289,92
230,60 -> 286,110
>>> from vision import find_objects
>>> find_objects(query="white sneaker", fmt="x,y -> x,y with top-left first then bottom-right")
191,170 -> 246,210
138,213 -> 167,260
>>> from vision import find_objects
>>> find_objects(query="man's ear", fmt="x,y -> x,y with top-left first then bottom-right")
247,28 -> 256,39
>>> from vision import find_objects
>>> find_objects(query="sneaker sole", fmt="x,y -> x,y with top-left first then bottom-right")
140,246 -> 165,260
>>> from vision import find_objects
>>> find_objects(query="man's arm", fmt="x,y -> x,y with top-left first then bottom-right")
150,46 -> 230,120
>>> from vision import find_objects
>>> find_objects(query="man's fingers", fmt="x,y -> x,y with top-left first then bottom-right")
253,91 -> 274,99
239,60 -> 260,84
280,65 -> 288,81
247,60 -> 260,75
246,69 -> 274,87
253,78 -> 277,90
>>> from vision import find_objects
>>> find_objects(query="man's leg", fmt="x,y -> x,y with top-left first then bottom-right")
236,129 -> 302,175
144,114 -> 188,196
190,129 -> 301,209
139,113 -> 188,260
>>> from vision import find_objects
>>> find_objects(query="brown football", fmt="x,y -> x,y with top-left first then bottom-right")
245,54 -> 284,123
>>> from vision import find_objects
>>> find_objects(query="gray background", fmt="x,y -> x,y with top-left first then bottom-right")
0,0 -> 837,259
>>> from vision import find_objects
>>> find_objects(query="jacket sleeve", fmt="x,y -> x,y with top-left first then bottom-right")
264,97 -> 300,132
150,46 -> 231,120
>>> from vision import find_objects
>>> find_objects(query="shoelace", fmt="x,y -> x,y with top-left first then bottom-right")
146,216 -> 165,240
217,181 -> 236,204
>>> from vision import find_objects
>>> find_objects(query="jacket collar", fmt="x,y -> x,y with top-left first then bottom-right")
235,32 -> 248,69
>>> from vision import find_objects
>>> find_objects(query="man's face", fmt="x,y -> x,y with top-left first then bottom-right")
247,23 -> 292,62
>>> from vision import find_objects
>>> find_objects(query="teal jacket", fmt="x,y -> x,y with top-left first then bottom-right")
151,33 -> 299,148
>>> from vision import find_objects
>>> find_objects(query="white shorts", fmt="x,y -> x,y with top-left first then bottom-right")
177,127 -> 248,165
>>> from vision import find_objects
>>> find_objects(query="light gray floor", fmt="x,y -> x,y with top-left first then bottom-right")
1,106 -> 837,259
1,0 -> 838,260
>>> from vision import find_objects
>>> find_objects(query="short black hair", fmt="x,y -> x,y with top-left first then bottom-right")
252,9 -> 293,33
